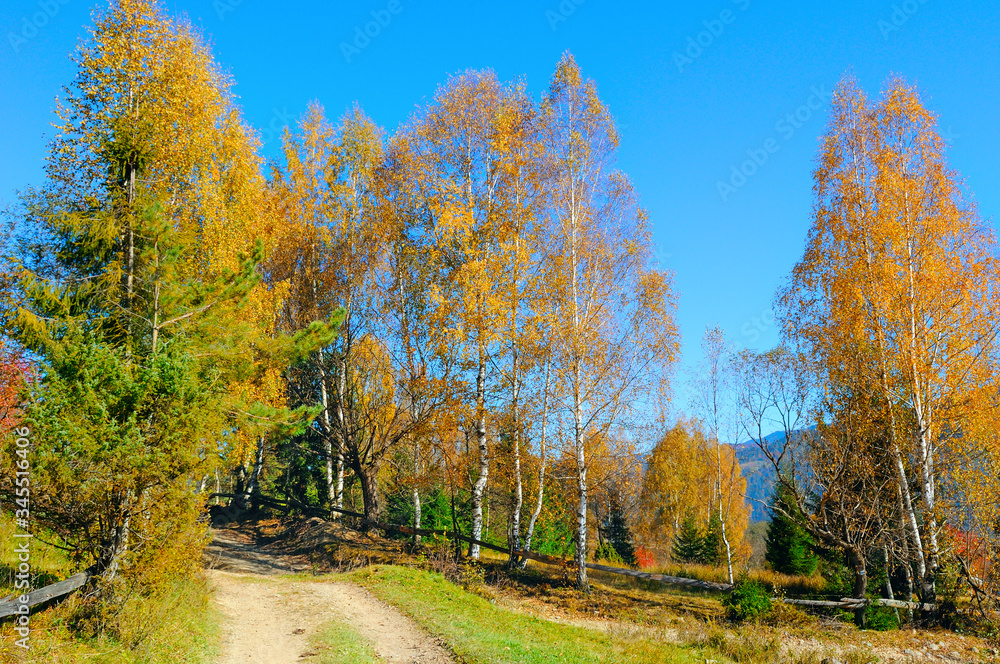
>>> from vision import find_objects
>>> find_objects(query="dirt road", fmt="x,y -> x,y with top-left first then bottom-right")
205,529 -> 453,664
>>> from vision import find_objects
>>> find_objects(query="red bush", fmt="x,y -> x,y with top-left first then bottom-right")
0,340 -> 28,435
634,545 -> 657,570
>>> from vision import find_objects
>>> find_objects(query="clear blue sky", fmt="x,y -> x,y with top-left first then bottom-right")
3,0 -> 999,408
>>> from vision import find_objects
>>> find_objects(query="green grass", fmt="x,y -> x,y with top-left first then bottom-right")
0,513 -> 221,663
312,618 -> 383,664
345,565 -> 714,664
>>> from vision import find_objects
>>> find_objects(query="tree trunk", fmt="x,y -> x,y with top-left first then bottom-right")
901,198 -> 939,607
413,441 -> 421,544
524,359 -> 551,557
469,347 -> 489,559
867,243 -> 927,594
99,513 -> 131,582
849,546 -> 868,628
245,436 -> 265,509
318,351 -> 338,518
715,443 -> 734,584
413,486 -> 422,544
98,490 -> 134,582
234,467 -> 247,510
883,546 -> 901,624
916,424 -> 939,605
356,460 -> 381,527
569,171 -> 588,592
574,361 -> 589,593
897,496 -> 915,623
335,352 -> 347,515
510,349 -> 523,563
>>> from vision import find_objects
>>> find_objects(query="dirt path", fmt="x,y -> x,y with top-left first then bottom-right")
205,529 -> 453,664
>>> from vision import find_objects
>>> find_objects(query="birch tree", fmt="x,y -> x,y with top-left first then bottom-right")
396,71 -> 532,558
779,76 -> 1000,605
542,53 -> 679,590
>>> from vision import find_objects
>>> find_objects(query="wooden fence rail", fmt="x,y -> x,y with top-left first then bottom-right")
1,492 -> 938,622
781,597 -> 936,611
0,567 -> 94,619
211,492 -> 942,608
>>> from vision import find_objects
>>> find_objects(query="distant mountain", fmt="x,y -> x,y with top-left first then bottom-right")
732,430 -> 809,523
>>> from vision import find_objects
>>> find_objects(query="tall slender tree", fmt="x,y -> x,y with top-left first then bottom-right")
778,76 -> 1000,606
541,53 -> 680,590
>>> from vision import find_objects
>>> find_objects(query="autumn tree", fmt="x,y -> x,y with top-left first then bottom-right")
0,0 -> 335,586
540,52 -> 679,591
735,345 -> 906,627
21,0 -> 295,505
693,326 -> 746,583
267,103 -> 391,518
778,75 -> 1000,609
636,417 -> 750,566
394,70 -> 536,557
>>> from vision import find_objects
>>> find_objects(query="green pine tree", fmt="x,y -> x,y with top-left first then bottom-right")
602,491 -> 637,566
5,183 -> 338,584
672,509 -> 705,563
765,480 -> 819,576
702,510 -> 724,566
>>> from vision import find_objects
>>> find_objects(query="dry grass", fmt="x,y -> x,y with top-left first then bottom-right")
650,561 -> 828,595
229,515 -> 1000,663
0,513 -> 219,663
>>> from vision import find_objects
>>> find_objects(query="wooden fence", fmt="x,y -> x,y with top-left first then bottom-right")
209,492 -> 734,593
0,568 -> 94,619
236,494 -> 936,610
0,492 -> 936,621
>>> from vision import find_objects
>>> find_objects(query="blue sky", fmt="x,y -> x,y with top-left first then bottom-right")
2,0 -> 999,410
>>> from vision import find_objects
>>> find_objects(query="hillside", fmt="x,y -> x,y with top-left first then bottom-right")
733,431 -> 809,523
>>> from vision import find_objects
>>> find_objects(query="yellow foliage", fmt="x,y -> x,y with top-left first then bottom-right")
636,418 -> 751,565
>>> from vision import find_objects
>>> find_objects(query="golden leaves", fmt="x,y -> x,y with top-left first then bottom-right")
636,418 -> 751,564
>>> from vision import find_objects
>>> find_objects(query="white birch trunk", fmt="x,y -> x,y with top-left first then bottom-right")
469,348 -> 489,559
524,359 -> 551,553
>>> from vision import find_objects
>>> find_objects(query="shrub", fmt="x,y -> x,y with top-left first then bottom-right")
596,541 -> 625,565
723,579 -> 773,623
863,603 -> 899,631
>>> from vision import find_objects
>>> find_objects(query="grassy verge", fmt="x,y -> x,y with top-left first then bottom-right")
312,618 -> 383,664
647,562 -> 826,596
0,514 -> 220,663
346,565 -> 713,664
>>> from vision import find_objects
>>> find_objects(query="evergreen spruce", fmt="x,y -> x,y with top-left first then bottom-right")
7,181 -> 338,583
672,509 -> 705,563
765,480 -> 818,576
602,491 -> 637,566
702,511 -> 724,566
